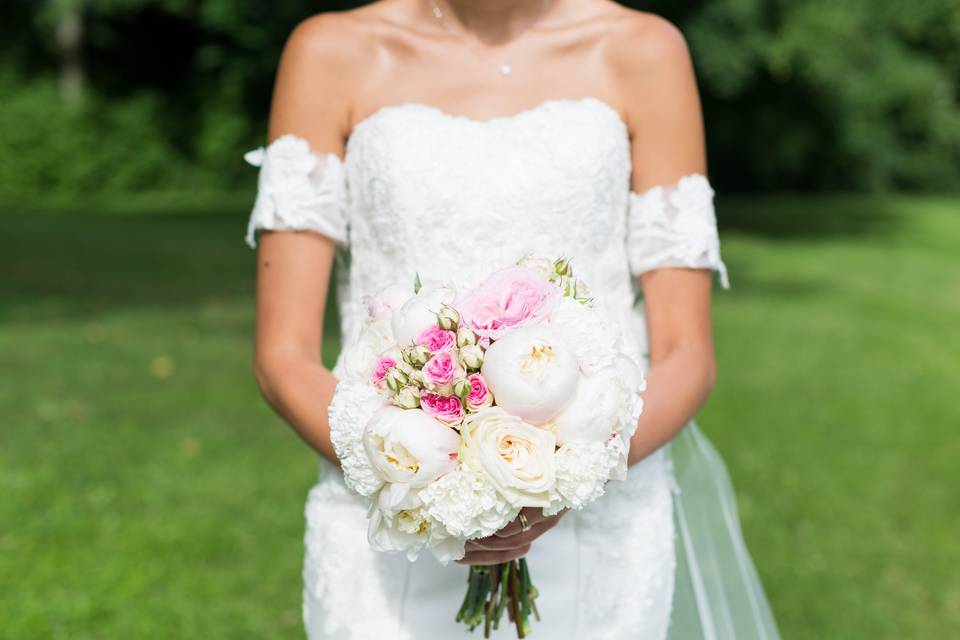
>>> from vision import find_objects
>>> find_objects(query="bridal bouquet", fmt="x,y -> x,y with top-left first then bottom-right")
328,256 -> 645,638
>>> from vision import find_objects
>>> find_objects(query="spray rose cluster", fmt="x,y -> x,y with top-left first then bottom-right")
328,255 -> 646,637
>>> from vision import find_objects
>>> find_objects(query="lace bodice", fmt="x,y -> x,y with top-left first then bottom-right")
245,96 -> 728,359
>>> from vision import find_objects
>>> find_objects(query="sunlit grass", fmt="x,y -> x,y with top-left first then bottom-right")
1,194 -> 957,638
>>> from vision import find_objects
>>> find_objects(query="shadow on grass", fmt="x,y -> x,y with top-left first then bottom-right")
1,191 -> 916,323
0,210 -> 267,324
718,193 -> 903,239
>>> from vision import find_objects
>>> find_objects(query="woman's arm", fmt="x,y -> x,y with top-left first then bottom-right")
252,14 -> 362,465
616,14 -> 718,466
628,269 -> 716,465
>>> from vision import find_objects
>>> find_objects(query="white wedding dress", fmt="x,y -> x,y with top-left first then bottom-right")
244,96 -> 781,640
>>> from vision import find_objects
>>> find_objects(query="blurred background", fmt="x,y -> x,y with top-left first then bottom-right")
1,0 -> 957,638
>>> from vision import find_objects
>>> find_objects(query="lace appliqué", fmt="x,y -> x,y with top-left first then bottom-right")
244,134 -> 349,248
627,174 -> 730,288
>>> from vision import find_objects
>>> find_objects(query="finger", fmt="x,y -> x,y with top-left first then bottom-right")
494,508 -> 550,538
469,521 -> 556,550
455,544 -> 531,566
495,509 -> 560,538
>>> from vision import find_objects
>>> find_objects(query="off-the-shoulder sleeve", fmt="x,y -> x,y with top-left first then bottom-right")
243,133 -> 349,248
625,173 -> 729,288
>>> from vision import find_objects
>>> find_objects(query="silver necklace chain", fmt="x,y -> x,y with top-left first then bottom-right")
428,0 -> 551,77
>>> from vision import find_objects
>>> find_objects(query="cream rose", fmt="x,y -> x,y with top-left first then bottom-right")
459,407 -> 556,508
479,325 -> 579,424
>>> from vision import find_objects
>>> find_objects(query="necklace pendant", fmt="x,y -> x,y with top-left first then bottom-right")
499,63 -> 513,76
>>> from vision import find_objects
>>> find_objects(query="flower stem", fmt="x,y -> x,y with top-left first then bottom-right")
457,560 -> 539,637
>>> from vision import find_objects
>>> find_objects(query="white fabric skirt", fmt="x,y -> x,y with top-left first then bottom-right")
303,450 -> 677,639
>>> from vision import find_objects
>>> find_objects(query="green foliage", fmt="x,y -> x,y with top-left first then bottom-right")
0,0 -> 957,195
0,73 -> 185,195
677,0 -> 960,190
1,194 -> 958,636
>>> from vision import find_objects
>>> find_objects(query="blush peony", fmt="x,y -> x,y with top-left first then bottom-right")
454,266 -> 560,340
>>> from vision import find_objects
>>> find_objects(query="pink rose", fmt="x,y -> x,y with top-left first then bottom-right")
466,373 -> 493,411
423,352 -> 457,387
455,266 -> 561,340
421,392 -> 465,424
415,325 -> 457,353
371,356 -> 397,388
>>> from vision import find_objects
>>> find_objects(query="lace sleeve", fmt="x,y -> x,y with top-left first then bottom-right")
243,133 -> 349,248
626,173 -> 729,288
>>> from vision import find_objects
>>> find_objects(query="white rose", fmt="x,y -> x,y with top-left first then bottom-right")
480,325 -> 579,424
459,407 -> 556,508
362,407 -> 460,489
516,255 -> 555,280
391,285 -> 457,347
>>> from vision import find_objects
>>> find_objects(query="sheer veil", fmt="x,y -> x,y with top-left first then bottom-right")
628,302 -> 781,639
667,421 -> 781,639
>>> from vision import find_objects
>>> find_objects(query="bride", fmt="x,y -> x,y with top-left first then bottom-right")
246,0 -> 781,638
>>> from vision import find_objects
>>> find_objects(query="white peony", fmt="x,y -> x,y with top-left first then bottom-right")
362,282 -> 413,321
551,355 -> 644,446
339,315 -> 396,382
480,325 -> 579,424
547,296 -> 621,375
426,531 -> 468,564
391,285 -> 457,347
459,407 -> 557,508
367,495 -> 431,561
363,407 -> 460,491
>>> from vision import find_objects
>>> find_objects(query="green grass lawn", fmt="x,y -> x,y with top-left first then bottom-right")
1,193 -> 958,639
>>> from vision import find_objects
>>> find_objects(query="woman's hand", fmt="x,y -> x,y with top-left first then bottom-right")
455,507 -> 567,566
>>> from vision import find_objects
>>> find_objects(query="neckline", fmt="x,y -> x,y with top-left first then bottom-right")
343,95 -> 629,158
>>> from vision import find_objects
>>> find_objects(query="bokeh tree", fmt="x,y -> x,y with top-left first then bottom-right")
1,0 -> 957,196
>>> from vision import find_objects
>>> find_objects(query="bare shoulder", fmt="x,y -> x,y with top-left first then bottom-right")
279,9 -> 376,82
268,6 -> 386,144
597,6 -> 703,141
603,7 -> 695,86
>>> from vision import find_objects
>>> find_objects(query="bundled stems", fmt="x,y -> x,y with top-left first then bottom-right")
456,560 -> 540,638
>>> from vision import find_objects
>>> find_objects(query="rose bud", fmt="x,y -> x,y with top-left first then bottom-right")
402,344 -> 430,367
458,344 -> 484,370
407,368 -> 426,388
453,377 -> 471,400
456,326 -> 477,348
554,257 -> 574,277
384,367 -> 409,392
437,305 -> 460,331
393,385 -> 421,409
